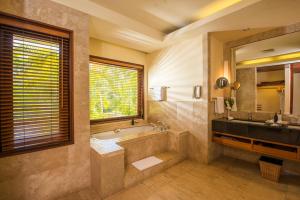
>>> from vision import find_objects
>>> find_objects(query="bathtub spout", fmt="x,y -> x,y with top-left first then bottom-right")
114,129 -> 121,134
131,118 -> 139,125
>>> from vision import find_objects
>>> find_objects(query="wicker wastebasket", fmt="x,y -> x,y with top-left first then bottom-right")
259,156 -> 282,182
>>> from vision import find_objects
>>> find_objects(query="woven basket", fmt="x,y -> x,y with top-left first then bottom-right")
259,157 -> 282,182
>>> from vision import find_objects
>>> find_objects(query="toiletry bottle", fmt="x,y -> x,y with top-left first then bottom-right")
278,110 -> 282,122
274,113 -> 278,123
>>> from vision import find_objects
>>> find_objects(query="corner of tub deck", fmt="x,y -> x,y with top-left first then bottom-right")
90,139 -> 124,157
167,129 -> 189,136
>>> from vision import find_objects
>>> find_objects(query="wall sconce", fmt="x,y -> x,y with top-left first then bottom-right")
193,85 -> 202,99
223,60 -> 230,80
231,81 -> 241,91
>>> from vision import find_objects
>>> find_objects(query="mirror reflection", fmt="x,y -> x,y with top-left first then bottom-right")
233,31 -> 300,115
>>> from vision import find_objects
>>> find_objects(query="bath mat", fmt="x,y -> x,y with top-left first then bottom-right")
132,156 -> 163,171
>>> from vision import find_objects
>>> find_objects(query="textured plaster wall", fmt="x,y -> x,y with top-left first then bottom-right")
0,0 -> 90,199
147,34 -> 211,163
90,38 -> 146,65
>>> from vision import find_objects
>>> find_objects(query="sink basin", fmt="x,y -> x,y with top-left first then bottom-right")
231,119 -> 300,130
213,118 -> 300,146
231,119 -> 265,126
288,125 -> 300,130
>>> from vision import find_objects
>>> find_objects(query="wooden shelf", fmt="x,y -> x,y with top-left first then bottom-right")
253,144 -> 297,160
257,80 -> 285,87
213,136 -> 252,151
213,131 -> 300,162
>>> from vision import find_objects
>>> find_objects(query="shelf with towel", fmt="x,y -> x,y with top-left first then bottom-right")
149,86 -> 169,101
213,97 -> 224,114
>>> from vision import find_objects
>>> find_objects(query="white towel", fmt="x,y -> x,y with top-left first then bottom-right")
160,87 -> 167,101
214,97 -> 224,114
231,97 -> 237,111
151,87 -> 167,101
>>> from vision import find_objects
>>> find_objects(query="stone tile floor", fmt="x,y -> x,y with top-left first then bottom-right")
57,156 -> 300,200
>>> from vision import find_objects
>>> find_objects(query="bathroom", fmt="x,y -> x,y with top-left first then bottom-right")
0,0 -> 300,199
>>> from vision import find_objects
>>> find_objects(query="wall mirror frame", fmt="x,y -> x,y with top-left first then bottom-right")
224,22 -> 300,116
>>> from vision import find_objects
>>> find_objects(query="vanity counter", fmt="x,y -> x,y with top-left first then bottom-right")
213,118 -> 300,146
212,118 -> 300,161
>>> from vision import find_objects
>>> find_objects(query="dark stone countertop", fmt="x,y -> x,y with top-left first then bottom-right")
212,118 -> 300,146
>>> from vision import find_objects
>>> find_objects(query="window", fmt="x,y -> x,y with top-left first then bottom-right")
0,13 -> 73,156
89,56 -> 144,123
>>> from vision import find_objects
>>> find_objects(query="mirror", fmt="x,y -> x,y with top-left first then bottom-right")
232,31 -> 300,115
216,77 -> 229,89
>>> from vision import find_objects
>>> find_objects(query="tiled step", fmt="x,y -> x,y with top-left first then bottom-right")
132,156 -> 163,171
124,151 -> 184,188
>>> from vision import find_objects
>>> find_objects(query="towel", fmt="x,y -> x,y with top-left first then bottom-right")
214,97 -> 224,114
231,97 -> 237,111
160,87 -> 167,101
151,87 -> 167,101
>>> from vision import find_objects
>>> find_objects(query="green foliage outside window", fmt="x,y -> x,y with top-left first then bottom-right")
89,62 -> 138,120
13,35 -> 60,138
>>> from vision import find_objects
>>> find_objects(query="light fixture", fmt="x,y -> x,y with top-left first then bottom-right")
223,60 -> 230,81
231,81 -> 241,91
237,51 -> 300,66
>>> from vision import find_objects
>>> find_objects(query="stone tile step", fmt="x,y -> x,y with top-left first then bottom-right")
132,156 -> 163,171
124,151 -> 184,188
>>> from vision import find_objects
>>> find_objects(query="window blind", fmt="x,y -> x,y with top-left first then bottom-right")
89,56 -> 144,123
0,14 -> 72,156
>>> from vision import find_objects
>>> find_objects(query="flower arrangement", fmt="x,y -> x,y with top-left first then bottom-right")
224,97 -> 234,110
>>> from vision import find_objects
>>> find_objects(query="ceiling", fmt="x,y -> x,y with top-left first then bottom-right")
52,0 -> 300,53
211,28 -> 273,43
90,0 -> 241,34
235,31 -> 300,62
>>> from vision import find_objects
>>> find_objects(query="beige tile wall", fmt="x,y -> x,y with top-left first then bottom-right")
0,1 -> 90,200
120,133 -> 168,165
91,148 -> 124,199
147,34 -> 211,163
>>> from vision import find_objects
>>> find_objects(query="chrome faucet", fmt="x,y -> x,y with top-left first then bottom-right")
156,121 -> 169,131
131,118 -> 139,125
114,129 -> 121,134
248,112 -> 253,121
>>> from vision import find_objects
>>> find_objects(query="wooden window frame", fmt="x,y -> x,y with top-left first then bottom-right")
0,12 -> 74,157
89,55 -> 144,124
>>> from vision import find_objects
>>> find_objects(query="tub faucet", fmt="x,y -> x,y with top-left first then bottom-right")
156,121 -> 169,131
248,112 -> 253,121
131,118 -> 138,125
114,129 -> 121,134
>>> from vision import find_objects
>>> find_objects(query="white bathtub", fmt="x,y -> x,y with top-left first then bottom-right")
91,125 -> 155,141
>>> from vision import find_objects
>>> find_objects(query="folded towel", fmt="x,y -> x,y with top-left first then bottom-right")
150,87 -> 167,101
214,97 -> 224,114
160,87 -> 167,101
